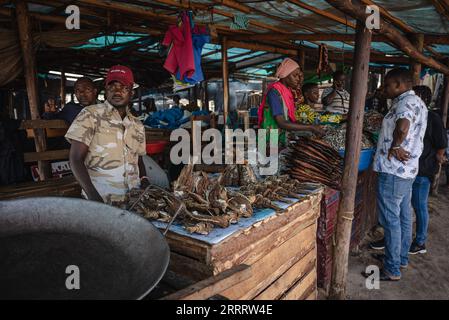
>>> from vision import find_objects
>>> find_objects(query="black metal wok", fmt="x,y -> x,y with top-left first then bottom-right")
0,197 -> 169,299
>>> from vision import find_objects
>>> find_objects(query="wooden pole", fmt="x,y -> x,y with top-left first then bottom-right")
138,86 -> 142,113
222,36 -> 230,129
329,20 -> 372,300
15,0 -> 51,180
60,68 -> 66,108
203,81 -> 209,111
299,48 -> 306,71
409,34 -> 424,86
441,74 -> 449,128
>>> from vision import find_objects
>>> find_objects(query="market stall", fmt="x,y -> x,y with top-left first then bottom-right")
126,164 -> 323,300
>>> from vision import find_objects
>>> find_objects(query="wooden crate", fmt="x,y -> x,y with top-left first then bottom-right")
163,192 -> 322,300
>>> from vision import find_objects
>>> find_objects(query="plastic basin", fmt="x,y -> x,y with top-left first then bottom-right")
338,148 -> 375,172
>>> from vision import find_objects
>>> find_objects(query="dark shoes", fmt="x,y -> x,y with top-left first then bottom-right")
409,242 -> 427,255
361,268 -> 401,281
370,238 -> 385,250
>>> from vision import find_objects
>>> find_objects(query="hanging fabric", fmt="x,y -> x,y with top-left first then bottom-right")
162,11 -> 195,80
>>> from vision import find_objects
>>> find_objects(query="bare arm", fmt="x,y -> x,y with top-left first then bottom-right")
69,140 -> 103,202
274,115 -> 324,135
388,118 -> 411,162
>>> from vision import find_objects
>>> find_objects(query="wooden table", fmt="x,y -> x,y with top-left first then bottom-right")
160,189 -> 323,300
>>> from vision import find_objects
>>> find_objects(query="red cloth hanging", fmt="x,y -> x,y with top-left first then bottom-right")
162,12 -> 195,80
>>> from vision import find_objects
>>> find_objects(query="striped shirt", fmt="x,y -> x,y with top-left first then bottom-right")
322,87 -> 350,114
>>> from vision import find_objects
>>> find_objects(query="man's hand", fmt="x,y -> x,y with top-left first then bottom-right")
388,147 -> 411,163
44,99 -> 57,113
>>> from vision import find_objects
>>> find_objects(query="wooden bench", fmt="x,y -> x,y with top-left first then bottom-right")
20,119 -> 70,164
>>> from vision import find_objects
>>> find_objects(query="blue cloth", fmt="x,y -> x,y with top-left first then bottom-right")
377,172 -> 415,277
176,34 -> 210,84
411,176 -> 431,246
42,102 -> 84,125
143,107 -> 188,129
266,88 -> 284,117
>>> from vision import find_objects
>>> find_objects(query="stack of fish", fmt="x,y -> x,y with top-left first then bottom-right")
285,136 -> 343,189
128,164 -> 315,235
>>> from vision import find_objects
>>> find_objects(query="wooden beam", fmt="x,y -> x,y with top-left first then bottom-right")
326,0 -> 449,75
330,20 -> 372,300
212,0 -> 318,34
226,40 -> 297,56
231,32 -> 449,44
24,149 -> 70,163
161,264 -> 251,300
360,0 -> 443,61
153,0 -> 288,34
222,36 -> 230,129
60,68 -> 66,108
299,48 -> 306,71
20,119 -> 69,129
15,0 -> 51,180
287,0 -> 356,28
409,34 -> 424,86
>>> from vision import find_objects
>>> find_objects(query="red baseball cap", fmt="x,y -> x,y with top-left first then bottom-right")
106,65 -> 134,87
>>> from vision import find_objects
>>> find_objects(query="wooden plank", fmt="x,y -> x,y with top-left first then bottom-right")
255,248 -> 316,300
211,201 -> 318,274
168,252 -> 215,282
209,194 -> 320,270
326,0 -> 449,75
161,264 -> 251,300
281,268 -> 317,300
222,36 -> 229,129
305,290 -> 317,300
221,223 -> 316,299
23,149 -> 70,162
20,119 -> 69,129
165,232 -> 211,262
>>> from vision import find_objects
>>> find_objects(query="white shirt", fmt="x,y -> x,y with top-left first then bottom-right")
373,90 -> 428,179
322,87 -> 350,114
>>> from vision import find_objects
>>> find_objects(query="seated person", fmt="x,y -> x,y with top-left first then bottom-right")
302,83 -> 321,110
366,86 -> 388,115
42,77 -> 98,125
321,71 -> 350,114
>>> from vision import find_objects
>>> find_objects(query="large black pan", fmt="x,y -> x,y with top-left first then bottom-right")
0,197 -> 169,299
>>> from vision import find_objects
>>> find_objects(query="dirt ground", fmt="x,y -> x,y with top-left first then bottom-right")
345,175 -> 449,300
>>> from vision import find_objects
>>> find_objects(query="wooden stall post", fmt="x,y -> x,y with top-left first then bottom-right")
409,34 -> 424,86
441,74 -> 449,128
329,20 -> 372,300
138,86 -> 142,114
15,0 -> 51,180
60,69 -> 66,108
222,36 -> 230,129
299,48 -> 306,71
203,81 -> 209,111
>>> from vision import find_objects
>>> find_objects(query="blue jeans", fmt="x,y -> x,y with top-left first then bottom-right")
377,173 -> 415,277
411,176 -> 431,246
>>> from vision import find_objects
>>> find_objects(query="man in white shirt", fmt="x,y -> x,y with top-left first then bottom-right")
371,68 -> 428,281
321,71 -> 351,114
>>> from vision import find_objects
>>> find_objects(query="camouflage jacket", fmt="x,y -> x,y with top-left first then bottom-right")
65,100 -> 146,203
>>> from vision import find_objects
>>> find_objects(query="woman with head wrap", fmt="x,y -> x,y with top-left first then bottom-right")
258,58 -> 324,147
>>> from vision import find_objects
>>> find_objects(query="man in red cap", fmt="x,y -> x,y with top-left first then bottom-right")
65,65 -> 147,205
